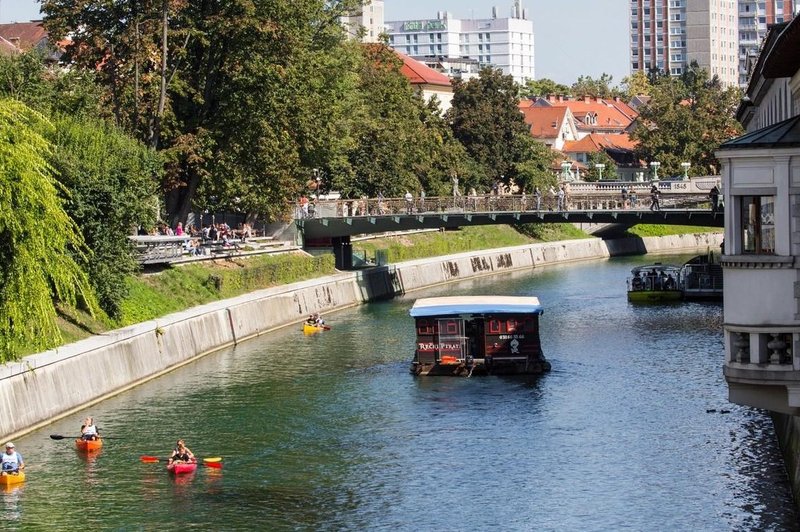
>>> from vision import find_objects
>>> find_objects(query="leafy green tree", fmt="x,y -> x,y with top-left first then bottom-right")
0,99 -> 97,360
520,78 -> 571,99
448,67 -> 534,190
513,139 -> 558,193
49,115 -> 161,319
620,70 -> 652,99
631,63 -> 742,177
584,151 -> 619,182
571,73 -> 621,98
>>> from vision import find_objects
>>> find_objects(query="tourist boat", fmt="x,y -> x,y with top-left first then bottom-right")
409,296 -> 550,376
0,472 -> 25,486
167,461 -> 197,475
626,263 -> 683,302
680,253 -> 723,301
75,438 -> 103,453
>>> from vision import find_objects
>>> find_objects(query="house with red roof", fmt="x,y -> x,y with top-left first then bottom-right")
395,51 -> 454,113
535,95 -> 636,137
518,103 -> 579,151
562,133 -> 643,181
0,20 -> 63,61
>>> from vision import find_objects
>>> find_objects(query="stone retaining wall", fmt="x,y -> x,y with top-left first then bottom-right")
0,233 -> 722,441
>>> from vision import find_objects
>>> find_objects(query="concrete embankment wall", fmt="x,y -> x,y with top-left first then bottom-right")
0,232 -> 722,441
772,413 -> 800,508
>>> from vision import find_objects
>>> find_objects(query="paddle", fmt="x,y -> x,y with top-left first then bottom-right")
140,455 -> 223,468
50,434 -> 115,440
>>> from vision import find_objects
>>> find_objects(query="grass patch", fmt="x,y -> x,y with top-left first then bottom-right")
353,224 -> 590,263
625,224 -> 723,237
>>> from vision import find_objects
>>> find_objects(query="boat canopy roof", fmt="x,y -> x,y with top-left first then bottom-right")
410,296 -> 543,317
630,263 -> 681,275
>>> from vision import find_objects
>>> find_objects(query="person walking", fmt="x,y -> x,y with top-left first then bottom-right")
709,184 -> 720,213
404,191 -> 413,214
650,184 -> 660,211
534,186 -> 541,211
557,185 -> 565,211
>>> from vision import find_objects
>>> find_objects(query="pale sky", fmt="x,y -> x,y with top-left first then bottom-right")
1,0 -> 630,85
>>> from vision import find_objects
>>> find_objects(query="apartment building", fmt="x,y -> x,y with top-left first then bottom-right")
738,0 -> 796,86
385,2 -> 535,84
342,0 -> 385,43
630,0 -> 740,87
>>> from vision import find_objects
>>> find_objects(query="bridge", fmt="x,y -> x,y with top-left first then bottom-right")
296,184 -> 723,269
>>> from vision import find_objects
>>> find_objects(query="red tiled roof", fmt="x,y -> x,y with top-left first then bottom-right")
563,133 -> 638,153
0,36 -> 20,56
394,51 -> 452,87
0,21 -> 48,51
520,106 -> 569,138
542,95 -> 635,131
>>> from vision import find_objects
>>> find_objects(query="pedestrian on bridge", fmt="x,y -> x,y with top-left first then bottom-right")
534,186 -> 541,211
557,186 -> 565,211
649,184 -> 660,211
404,191 -> 414,214
709,185 -> 720,213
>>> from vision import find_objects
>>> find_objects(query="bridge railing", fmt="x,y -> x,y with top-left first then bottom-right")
297,192 -> 712,219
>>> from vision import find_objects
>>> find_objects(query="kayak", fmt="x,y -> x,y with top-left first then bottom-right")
75,438 -> 103,452
167,461 -> 197,475
0,471 -> 25,486
303,323 -> 329,334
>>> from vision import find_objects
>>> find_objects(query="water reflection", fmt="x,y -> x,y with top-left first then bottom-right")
6,255 -> 798,529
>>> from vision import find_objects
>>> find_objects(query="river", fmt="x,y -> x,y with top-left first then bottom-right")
2,254 -> 797,530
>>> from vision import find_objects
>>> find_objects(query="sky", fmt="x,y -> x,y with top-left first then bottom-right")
0,0 -> 630,85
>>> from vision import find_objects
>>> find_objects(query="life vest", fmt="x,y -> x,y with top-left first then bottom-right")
1,451 -> 21,471
172,450 -> 191,462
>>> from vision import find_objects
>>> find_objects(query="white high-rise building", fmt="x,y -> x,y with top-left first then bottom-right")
737,0 -> 797,87
342,0 -> 385,43
385,2 -> 535,84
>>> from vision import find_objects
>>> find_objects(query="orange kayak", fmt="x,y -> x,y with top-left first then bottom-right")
75,438 -> 103,452
0,471 -> 25,485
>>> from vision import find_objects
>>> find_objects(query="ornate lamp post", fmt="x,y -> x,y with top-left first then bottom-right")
680,162 -> 691,180
649,161 -> 661,181
560,161 -> 572,181
594,163 -> 605,181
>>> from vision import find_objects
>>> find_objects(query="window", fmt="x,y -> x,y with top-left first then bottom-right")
417,320 -> 434,335
741,195 -> 775,254
488,320 -> 501,334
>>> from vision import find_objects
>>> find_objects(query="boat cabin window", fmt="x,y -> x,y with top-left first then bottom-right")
488,319 -> 501,334
416,319 -> 434,335
507,319 -> 518,333
740,195 -> 775,254
443,320 -> 459,335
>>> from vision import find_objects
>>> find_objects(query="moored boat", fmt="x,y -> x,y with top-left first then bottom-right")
680,253 -> 723,301
0,471 -> 25,486
409,296 -> 550,376
75,438 -> 103,453
167,461 -> 197,475
627,263 -> 683,302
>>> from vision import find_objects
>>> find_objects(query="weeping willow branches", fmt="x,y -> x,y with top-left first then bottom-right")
0,99 -> 97,361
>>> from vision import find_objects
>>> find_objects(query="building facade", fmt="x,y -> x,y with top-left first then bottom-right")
342,0 -> 385,43
738,0 -> 797,87
385,2 -> 534,84
630,0 -> 740,87
717,17 -> 800,415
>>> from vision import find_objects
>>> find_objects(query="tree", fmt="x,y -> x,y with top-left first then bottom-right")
620,70 -> 652,99
513,139 -> 558,193
448,67 -> 533,190
519,78 -> 571,99
584,151 -> 619,182
571,73 -> 621,98
631,63 -> 742,177
49,115 -> 161,319
0,99 -> 97,361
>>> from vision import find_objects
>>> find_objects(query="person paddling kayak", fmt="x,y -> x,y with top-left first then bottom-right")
168,439 -> 195,465
0,443 -> 24,475
80,416 -> 100,441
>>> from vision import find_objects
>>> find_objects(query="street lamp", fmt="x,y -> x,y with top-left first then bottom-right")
594,163 -> 605,181
561,161 -> 572,181
649,161 -> 661,181
680,162 -> 691,180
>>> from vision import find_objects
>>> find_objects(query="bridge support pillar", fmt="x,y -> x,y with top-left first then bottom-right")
333,236 -> 352,270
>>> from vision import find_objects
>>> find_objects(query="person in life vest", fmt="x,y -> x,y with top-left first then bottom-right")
168,439 -> 195,465
80,416 -> 100,441
1,443 -> 24,475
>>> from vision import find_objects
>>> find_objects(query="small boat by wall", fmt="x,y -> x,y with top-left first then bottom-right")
409,296 -> 550,376
627,263 -> 683,302
680,253 -> 723,301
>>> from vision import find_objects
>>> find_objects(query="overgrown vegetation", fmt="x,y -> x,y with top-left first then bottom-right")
626,224 -> 723,237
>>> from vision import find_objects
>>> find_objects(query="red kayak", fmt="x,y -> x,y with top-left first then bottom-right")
167,460 -> 197,474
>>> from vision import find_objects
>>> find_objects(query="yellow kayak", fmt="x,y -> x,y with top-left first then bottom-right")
303,323 -> 329,334
0,471 -> 25,486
